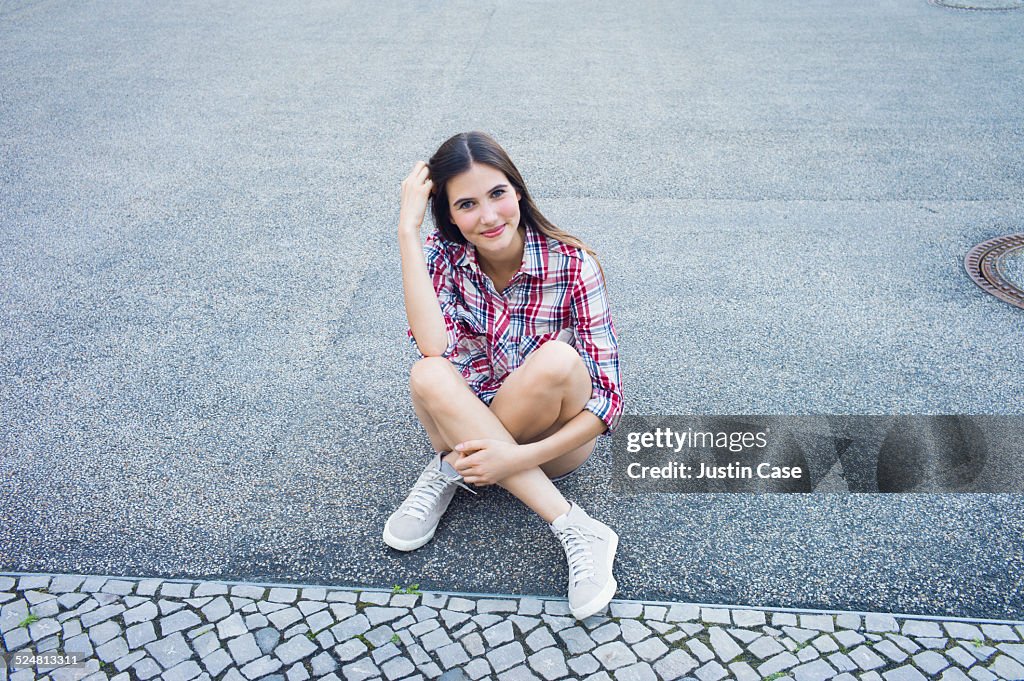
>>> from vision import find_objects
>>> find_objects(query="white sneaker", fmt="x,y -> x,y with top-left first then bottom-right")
383,453 -> 475,551
550,501 -> 619,620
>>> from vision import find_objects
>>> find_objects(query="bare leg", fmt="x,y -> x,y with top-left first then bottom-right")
408,342 -> 595,522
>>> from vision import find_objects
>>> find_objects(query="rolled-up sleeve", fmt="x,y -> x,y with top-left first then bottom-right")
407,232 -> 465,360
569,252 -> 623,435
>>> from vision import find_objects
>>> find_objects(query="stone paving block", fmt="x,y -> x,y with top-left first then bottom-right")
695,659 -> 728,681
475,613 -> 503,628
827,651 -> 857,672
296,600 -> 327,617
192,630 -> 221,658
88,619 -> 121,645
465,658 -> 492,680
230,585 -> 265,600
484,620 -> 515,646
410,618 -> 440,637
365,624 -> 397,648
161,609 -> 201,636
981,624 -> 1019,642
199,597 -> 231,623
617,661 -> 658,681
342,657 -> 381,681
81,604 -> 124,628
989,654 -> 1024,679
620,619 -> 653,644
610,602 -> 643,618
489,641 -> 527,673
463,631 -> 485,656
421,626 -> 454,652
902,620 -> 943,638
330,613 -> 370,641
525,625 -> 557,652
159,599 -> 186,615
569,653 -> 600,675
63,619 -> 83,638
145,631 -> 191,669
834,629 -> 865,648
267,607 -> 302,630
666,603 -> 700,622
160,582 -> 193,599
253,624 -> 279,654
590,622 -> 620,644
876,639 -> 909,662
526,646 -> 567,680
799,614 -> 834,632
258,601 -> 288,615
773,613 -> 798,627
557,625 -> 595,654
123,601 -> 158,626
920,636 -> 948,649
241,654 -> 282,679
64,632 -> 93,657
333,637 -> 366,661
381,655 -> 416,680
882,664 -> 928,681
947,646 -> 977,668
849,645 -> 886,671
510,615 -> 541,634
701,607 -> 731,625
274,633 -> 317,664
453,620 -> 478,639
866,614 -> 899,633
967,666 -> 997,681
133,656 -> 164,680
227,632 -> 262,665
965,642 -> 998,661
939,669 -> 972,681
57,593 -> 89,610
791,658 -> 837,681
217,612 -> 248,639
709,626 -> 742,662
910,650 -> 949,674
497,665 -> 540,680
18,576 -> 50,591
437,641 -> 470,670
367,606 -> 407,626
96,635 -> 129,664
305,609 -> 332,634
687,638 -> 715,662
811,633 -> 839,653
732,609 -> 766,627
783,626 -> 819,644
633,635 -> 668,662
758,651 -> 800,677
643,606 -> 667,621
592,641 -> 638,670
440,609 -> 470,628
729,660 -> 759,681
447,597 -> 475,612
541,615 -> 574,633
371,641 -> 400,664
887,633 -> 922,654
163,659 -> 203,681
1000,643 -> 1024,665
358,591 -> 391,606
836,614 -> 860,630
267,588 -> 297,604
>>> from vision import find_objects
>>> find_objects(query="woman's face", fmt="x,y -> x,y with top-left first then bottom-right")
445,162 -> 523,261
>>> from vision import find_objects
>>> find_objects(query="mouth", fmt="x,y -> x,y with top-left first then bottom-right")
480,224 -> 506,238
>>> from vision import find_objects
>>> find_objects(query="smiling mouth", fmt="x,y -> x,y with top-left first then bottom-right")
481,224 -> 505,238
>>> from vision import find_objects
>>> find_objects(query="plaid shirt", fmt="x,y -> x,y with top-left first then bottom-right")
408,225 -> 623,435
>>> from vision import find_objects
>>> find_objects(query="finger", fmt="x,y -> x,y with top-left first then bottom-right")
455,439 -> 487,453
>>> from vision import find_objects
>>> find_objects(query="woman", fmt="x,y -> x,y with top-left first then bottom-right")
384,131 -> 623,620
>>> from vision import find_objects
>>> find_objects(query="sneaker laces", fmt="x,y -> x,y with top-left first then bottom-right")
401,468 -> 476,520
554,525 -> 598,585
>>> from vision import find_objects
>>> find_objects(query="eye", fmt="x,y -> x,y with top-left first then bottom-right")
491,188 -> 506,198
457,200 -> 474,210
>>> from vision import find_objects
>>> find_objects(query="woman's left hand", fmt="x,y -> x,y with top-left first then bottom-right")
451,439 -> 527,487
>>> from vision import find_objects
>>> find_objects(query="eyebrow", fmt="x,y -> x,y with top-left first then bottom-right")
452,184 -> 509,206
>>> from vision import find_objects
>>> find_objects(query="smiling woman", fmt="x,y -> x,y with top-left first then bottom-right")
386,131 -> 624,621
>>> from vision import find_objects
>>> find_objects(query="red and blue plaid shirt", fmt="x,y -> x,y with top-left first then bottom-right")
408,225 -> 623,435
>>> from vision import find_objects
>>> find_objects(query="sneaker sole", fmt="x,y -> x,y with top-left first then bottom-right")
570,529 -> 619,620
382,521 -> 437,552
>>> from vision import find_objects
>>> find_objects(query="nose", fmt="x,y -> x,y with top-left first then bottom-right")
480,201 -> 499,225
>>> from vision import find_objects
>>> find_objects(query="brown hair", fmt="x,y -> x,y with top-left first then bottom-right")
427,131 -> 604,279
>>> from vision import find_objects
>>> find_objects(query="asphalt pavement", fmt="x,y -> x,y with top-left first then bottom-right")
1,0 -> 1023,626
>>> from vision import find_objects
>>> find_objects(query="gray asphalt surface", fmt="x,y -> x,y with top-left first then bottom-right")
1,1 -> 1023,621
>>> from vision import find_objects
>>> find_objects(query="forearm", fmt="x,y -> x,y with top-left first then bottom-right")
521,410 -> 607,468
399,230 -> 448,356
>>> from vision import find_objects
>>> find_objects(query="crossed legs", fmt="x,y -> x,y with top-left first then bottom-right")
408,340 -> 596,523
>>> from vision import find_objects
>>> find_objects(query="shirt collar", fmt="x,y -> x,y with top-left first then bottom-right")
452,225 -> 549,280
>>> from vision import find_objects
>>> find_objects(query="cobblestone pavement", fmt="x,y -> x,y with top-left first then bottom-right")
2,574 -> 1023,681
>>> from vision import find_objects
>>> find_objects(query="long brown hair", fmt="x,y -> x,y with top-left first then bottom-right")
427,131 -> 604,279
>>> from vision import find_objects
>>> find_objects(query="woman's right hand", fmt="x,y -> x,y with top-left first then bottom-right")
399,161 -> 434,236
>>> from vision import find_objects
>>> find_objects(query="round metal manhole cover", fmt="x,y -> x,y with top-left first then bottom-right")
929,0 -> 1024,9
964,234 -> 1024,309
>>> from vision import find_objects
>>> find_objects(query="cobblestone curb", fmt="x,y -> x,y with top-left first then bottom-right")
2,573 -> 1023,681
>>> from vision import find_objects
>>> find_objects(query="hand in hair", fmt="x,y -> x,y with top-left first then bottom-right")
399,161 -> 434,236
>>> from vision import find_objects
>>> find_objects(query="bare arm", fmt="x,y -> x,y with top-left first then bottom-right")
399,161 -> 447,357
520,410 -> 607,467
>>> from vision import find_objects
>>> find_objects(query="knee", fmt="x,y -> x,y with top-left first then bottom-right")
409,356 -> 460,400
525,340 -> 585,387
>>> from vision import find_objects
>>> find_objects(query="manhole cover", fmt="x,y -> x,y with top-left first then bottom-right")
930,0 -> 1024,9
964,234 -> 1024,309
